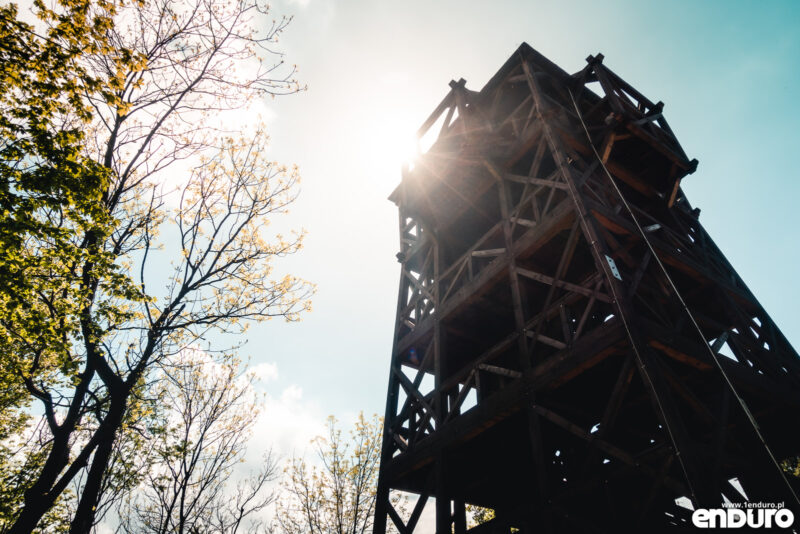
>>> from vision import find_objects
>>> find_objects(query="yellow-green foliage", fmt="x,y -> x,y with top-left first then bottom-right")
0,0 -> 135,524
782,456 -> 800,478
0,0 -> 308,529
276,413 -> 391,534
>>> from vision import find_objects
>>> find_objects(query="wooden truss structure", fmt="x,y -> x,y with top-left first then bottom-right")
373,43 -> 800,533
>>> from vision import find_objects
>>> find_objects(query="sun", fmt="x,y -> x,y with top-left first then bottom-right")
362,109 -> 421,181
396,129 -> 420,170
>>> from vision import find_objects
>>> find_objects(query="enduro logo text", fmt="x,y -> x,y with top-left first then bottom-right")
691,502 -> 794,529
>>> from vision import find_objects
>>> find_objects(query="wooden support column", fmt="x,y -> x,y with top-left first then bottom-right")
432,231 -> 445,421
454,500 -> 467,534
432,230 -> 453,534
374,205 -> 414,534
435,453 -> 451,534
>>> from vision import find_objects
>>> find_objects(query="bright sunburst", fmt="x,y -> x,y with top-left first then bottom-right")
362,108 -> 421,183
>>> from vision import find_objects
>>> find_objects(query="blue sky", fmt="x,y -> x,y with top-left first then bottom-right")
239,0 -> 800,458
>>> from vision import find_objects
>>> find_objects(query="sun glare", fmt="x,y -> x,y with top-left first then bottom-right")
397,132 -> 420,170
362,110 -> 421,182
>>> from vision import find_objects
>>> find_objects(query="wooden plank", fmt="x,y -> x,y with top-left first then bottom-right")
506,172 -> 568,190
471,248 -> 506,258
393,366 -> 440,425
516,266 -> 612,302
439,104 -> 456,138
600,133 -> 615,163
418,90 -> 455,138
439,332 -> 519,394
406,488 -> 430,533
477,364 -> 522,379
445,371 -> 476,422
511,217 -> 536,228
525,331 -> 566,350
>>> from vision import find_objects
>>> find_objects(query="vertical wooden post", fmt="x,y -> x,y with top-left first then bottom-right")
454,499 -> 467,534
374,206 -> 409,534
435,453 -> 451,534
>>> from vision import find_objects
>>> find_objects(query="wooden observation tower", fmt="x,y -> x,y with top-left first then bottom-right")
374,44 -> 800,533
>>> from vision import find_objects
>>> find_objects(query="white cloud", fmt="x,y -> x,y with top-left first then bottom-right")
251,361 -> 280,383
280,383 -> 303,403
245,384 -> 326,464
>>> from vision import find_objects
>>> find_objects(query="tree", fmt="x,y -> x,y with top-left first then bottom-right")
466,505 -> 495,528
782,456 -> 800,478
2,0 -> 311,530
275,414 -> 391,534
119,351 -> 278,534
0,0 -> 129,526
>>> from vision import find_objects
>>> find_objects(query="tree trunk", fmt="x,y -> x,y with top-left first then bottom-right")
7,492 -> 61,534
69,393 -> 128,534
8,371 -> 96,534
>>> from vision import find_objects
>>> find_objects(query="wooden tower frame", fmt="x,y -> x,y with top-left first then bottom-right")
374,44 -> 800,533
